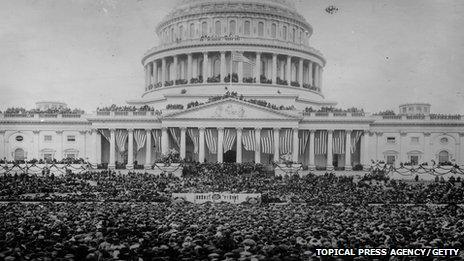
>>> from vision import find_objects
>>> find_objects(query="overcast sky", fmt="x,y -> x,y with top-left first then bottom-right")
0,0 -> 463,114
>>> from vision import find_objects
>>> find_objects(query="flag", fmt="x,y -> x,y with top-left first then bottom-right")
187,129 -> 199,154
134,130 -> 146,152
115,130 -> 128,153
299,130 -> 309,155
279,129 -> 293,155
152,130 -> 162,152
242,129 -> 256,151
169,128 -> 181,150
351,130 -> 363,154
315,130 -> 327,155
205,129 -> 218,154
232,51 -> 255,66
223,129 -> 236,152
333,130 -> 345,154
99,130 -> 110,142
261,129 -> 274,154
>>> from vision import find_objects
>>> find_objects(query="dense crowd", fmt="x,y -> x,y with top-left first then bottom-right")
1,166 -> 464,204
3,107 -> 85,115
0,158 -> 86,165
0,203 -> 463,260
96,104 -> 159,113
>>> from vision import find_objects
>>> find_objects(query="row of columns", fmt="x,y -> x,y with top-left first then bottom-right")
145,52 -> 323,89
105,128 -> 361,170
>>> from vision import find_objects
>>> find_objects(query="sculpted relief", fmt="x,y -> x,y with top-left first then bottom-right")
213,104 -> 246,118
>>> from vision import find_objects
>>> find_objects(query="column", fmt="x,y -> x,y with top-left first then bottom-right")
173,55 -> 178,84
360,131 -> 369,167
109,129 -> 116,169
180,127 -> 186,159
161,127 -> 169,155
203,52 -> 208,79
308,130 -> 316,170
220,52 -> 226,83
459,133 -> 464,166
236,128 -> 243,163
95,130 -> 101,165
308,61 -> 313,87
33,130 -> 40,160
255,128 -> 261,163
56,130 -> 63,160
326,130 -> 334,170
292,128 -> 299,162
217,128 -> 224,163
345,130 -> 352,170
273,128 -> 280,162
0,131 -> 5,161
400,131 -> 407,164
286,56 -> 292,86
144,65 -> 149,89
272,54 -> 277,84
161,58 -> 166,86
153,62 -> 158,84
187,53 -> 193,81
199,128 -> 206,163
298,58 -> 304,87
127,129 -> 134,170
144,129 -> 152,169
255,52 -> 261,83
319,67 -> 323,89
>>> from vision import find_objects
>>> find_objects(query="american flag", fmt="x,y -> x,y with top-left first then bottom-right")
169,128 -> 181,150
205,129 -> 218,154
299,130 -> 309,155
350,131 -> 363,154
279,129 -> 293,154
232,51 -> 255,66
99,130 -> 110,142
242,129 -> 256,151
333,130 -> 345,154
134,130 -> 147,152
115,130 -> 128,153
152,129 -> 162,152
315,130 -> 327,155
187,129 -> 199,154
261,129 -> 274,154
223,129 -> 236,152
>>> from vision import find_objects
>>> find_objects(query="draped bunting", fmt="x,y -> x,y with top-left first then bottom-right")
187,129 -> 199,154
315,130 -> 327,155
152,129 -> 162,152
169,128 -> 181,150
115,130 -> 128,153
242,129 -> 256,151
205,129 -> 218,154
351,131 -> 363,154
99,130 -> 110,142
261,129 -> 274,154
333,130 -> 346,154
279,129 -> 293,155
223,129 -> 236,153
134,130 -> 146,152
299,130 -> 309,155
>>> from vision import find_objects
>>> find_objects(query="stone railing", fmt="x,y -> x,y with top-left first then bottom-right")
303,112 -> 366,117
93,111 -> 161,117
144,37 -> 324,60
377,115 -> 463,121
0,113 -> 82,119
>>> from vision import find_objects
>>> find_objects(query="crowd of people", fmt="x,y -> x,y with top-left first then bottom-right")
3,107 -> 85,115
96,104 -> 159,113
1,165 -> 464,260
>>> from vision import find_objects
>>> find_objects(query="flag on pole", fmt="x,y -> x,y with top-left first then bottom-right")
232,51 -> 255,66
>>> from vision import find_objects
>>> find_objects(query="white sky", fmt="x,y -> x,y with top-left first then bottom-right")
0,0 -> 463,114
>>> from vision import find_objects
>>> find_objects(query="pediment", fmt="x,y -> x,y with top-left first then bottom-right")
163,99 -> 300,120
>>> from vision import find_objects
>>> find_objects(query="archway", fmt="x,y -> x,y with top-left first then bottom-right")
14,148 -> 25,161
438,150 -> 449,163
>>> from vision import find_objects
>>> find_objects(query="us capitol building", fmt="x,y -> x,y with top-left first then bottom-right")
1,0 -> 463,172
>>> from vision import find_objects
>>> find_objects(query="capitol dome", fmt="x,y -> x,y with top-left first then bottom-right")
131,0 -> 335,109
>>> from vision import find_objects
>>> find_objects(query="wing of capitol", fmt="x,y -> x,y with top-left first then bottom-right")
1,0 -> 463,177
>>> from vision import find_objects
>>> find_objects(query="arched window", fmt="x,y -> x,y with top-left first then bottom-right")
271,23 -> 277,38
299,30 -> 302,43
201,21 -> 208,35
244,21 -> 251,35
438,151 -> 450,163
229,20 -> 236,35
14,148 -> 25,161
190,23 -> 195,38
171,27 -> 175,42
215,21 -> 221,35
261,60 -> 266,76
258,22 -> 264,36
282,26 -> 287,40
179,25 -> 184,40
213,58 -> 221,76
292,28 -> 296,42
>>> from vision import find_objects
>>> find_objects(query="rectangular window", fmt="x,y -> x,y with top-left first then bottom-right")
271,23 -> 276,38
201,21 -> 208,35
411,137 -> 419,144
44,135 -> 52,141
282,26 -> 287,40
67,135 -> 76,142
387,156 -> 396,165
258,22 -> 264,36
386,137 -> 396,144
244,21 -> 251,35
